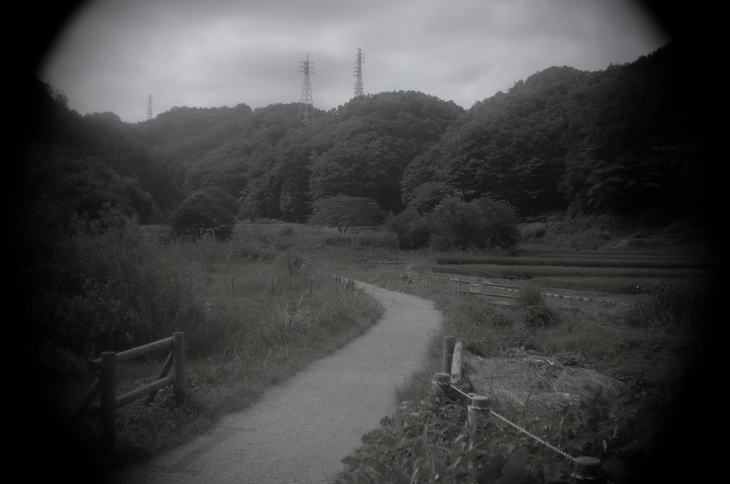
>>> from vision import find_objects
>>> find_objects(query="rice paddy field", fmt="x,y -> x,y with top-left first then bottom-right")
431,249 -> 710,295
332,227 -> 717,483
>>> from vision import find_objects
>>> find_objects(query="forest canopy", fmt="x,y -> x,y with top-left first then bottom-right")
22,43 -> 706,233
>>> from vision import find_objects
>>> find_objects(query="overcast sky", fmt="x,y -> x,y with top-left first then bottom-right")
40,0 -> 667,123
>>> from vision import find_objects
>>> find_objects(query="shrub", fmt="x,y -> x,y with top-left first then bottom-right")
309,195 -> 384,233
523,304 -> 558,328
472,196 -> 521,250
404,181 -> 457,215
170,189 -> 236,241
427,195 -> 520,251
518,284 -> 544,307
626,280 -> 707,331
386,207 -> 431,250
277,252 -> 305,274
517,285 -> 557,328
34,217 -> 207,359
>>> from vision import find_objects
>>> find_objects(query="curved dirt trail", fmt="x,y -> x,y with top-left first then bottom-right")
112,281 -> 442,484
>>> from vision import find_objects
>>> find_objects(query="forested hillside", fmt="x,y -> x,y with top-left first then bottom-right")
404,43 -> 703,217
132,91 -> 463,221
22,79 -> 181,229
23,42 -> 706,231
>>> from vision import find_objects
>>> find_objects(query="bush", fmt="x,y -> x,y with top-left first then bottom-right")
626,280 -> 707,331
309,195 -> 384,233
518,284 -> 544,307
386,208 -> 431,249
523,304 -> 558,328
404,181 -> 457,215
427,195 -> 521,251
34,217 -> 208,359
170,188 -> 236,241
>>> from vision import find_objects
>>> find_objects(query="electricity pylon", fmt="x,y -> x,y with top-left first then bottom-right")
146,93 -> 153,121
298,54 -> 314,121
353,48 -> 365,99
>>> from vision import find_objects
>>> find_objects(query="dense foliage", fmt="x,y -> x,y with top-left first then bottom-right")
404,44 -> 704,218
389,195 -> 520,251
23,43 -> 706,236
170,187 -> 237,240
309,195 -> 385,233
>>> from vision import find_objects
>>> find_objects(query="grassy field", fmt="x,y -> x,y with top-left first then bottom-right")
54,219 -> 712,481
61,223 -> 384,465
322,231 -> 711,483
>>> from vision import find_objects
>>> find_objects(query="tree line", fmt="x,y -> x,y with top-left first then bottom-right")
21,42 -> 707,249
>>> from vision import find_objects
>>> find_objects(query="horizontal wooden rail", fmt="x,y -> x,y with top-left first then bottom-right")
116,375 -> 173,408
88,336 -> 173,368
434,335 -> 603,481
77,332 -> 185,449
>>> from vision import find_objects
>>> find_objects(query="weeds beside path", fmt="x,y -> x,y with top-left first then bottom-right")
110,281 -> 443,484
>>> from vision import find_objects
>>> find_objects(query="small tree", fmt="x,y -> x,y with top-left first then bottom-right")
473,196 -> 521,250
386,207 -> 432,250
170,189 -> 236,240
427,195 -> 520,251
309,195 -> 384,233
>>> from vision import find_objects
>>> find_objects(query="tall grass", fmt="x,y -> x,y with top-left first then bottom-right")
332,249 -> 699,483
51,220 -> 384,458
626,280 -> 707,331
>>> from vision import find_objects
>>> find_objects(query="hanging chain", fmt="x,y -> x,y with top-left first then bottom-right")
446,382 -> 577,462
488,408 -> 576,462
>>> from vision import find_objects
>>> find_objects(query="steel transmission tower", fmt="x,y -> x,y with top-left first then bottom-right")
353,48 -> 365,99
146,93 -> 153,121
298,54 -> 314,121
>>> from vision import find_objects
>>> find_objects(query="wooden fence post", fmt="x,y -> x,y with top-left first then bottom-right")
571,456 -> 604,483
173,332 -> 186,404
100,351 -> 116,448
442,336 -> 456,374
432,372 -> 451,402
467,395 -> 491,438
451,341 -> 463,385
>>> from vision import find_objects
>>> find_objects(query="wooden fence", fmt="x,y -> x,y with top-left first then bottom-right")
435,335 -> 603,482
75,331 -> 185,447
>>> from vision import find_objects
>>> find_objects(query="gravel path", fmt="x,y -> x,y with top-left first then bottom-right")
111,281 -> 442,484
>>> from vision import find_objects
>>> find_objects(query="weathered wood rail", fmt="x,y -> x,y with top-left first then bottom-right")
435,335 -> 604,482
76,331 -> 186,447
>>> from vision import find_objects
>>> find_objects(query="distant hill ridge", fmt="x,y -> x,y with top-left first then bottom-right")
26,43 -> 706,228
